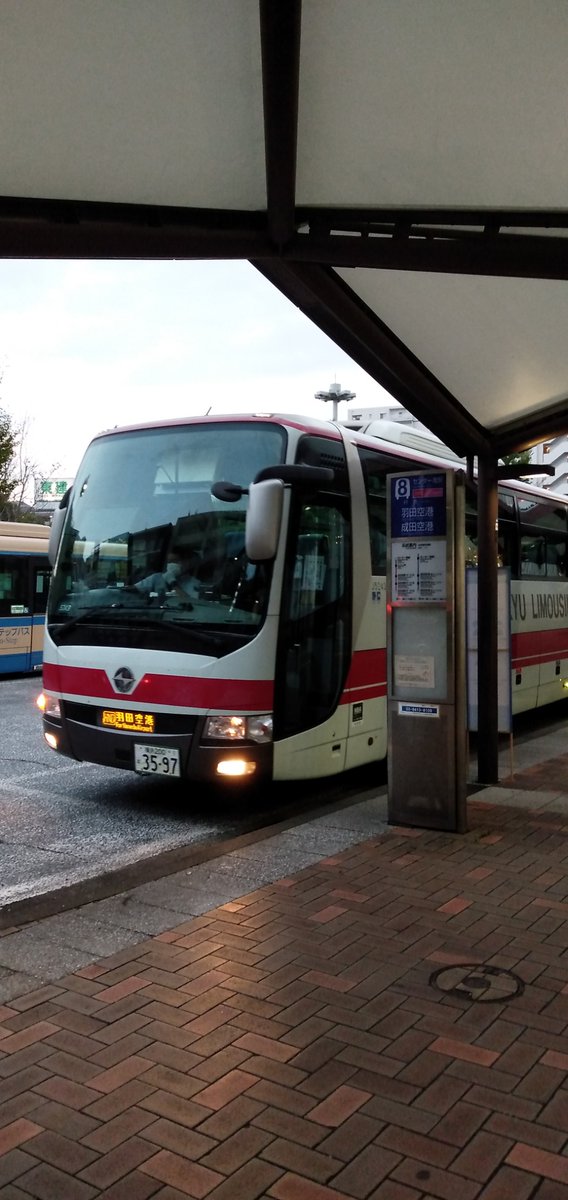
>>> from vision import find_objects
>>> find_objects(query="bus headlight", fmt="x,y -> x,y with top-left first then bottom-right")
204,714 -> 273,743
216,759 -> 257,778
37,693 -> 62,719
247,715 -> 273,743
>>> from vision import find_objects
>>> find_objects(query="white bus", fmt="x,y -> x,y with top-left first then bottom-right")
40,414 -> 568,783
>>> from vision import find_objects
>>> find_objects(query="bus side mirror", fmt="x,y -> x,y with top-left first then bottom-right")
48,488 -> 71,566
246,479 -> 284,561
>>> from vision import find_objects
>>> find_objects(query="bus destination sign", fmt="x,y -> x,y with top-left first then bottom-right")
390,474 -> 447,539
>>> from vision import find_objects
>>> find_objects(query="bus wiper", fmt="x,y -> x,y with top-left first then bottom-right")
125,614 -> 224,649
51,606 -> 224,651
50,606 -> 130,638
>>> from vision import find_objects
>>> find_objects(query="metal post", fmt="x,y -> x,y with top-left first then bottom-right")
477,454 -> 499,783
454,473 -> 468,830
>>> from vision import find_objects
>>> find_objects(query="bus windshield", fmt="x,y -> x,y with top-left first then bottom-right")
47,421 -> 286,655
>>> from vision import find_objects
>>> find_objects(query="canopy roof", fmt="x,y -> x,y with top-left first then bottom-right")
2,0 -> 568,458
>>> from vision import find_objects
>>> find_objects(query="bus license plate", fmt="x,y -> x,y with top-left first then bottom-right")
134,745 -> 180,777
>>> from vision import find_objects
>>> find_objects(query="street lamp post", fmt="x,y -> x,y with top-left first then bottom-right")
314,381 -> 356,422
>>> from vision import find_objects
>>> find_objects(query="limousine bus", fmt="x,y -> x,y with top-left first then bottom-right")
39,413 -> 567,783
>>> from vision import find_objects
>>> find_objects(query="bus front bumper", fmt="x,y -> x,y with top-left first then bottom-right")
42,711 -> 273,785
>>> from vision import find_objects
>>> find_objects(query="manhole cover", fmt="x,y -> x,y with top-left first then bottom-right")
429,963 -> 524,1003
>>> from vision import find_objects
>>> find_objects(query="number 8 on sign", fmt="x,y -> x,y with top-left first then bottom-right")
395,478 -> 410,501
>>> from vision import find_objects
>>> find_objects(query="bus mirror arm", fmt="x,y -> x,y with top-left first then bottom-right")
212,465 -> 334,505
211,481 -> 246,503
214,466 -> 336,561
48,487 -> 72,567
215,466 -> 335,562
253,464 -> 334,487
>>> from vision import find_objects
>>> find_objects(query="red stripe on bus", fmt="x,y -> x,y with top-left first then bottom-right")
340,683 -> 387,704
340,648 -> 387,703
42,662 -> 274,710
511,629 -> 568,668
343,648 -> 387,688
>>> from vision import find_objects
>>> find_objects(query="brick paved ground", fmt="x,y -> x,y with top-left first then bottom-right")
501,752 -> 568,792
1,791 -> 568,1198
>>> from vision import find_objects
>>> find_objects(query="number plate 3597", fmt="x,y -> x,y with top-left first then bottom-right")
134,745 -> 181,776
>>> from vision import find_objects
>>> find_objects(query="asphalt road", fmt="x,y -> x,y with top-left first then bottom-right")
5,673 -> 564,917
0,674 -> 385,911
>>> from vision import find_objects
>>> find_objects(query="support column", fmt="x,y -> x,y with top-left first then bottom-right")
477,454 -> 499,783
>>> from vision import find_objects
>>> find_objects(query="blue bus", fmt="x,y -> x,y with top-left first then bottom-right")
0,521 -> 51,674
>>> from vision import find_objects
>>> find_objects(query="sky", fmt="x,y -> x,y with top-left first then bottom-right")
0,258 -> 396,493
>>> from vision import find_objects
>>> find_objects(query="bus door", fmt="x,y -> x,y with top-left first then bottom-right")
30,557 -> 51,670
274,495 -> 351,740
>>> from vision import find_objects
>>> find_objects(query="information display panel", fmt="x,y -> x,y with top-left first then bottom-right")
392,606 -> 448,702
387,470 -> 467,832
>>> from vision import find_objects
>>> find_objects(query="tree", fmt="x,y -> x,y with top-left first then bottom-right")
10,416 -> 59,519
501,450 -> 532,468
0,410 -> 58,521
0,407 -> 18,516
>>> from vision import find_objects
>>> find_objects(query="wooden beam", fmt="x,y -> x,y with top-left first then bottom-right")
492,399 -> 568,456
259,0 -> 302,248
476,455 -> 500,785
283,228 -> 568,281
0,197 -> 270,258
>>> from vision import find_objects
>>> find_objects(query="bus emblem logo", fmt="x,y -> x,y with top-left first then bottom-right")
112,666 -> 136,694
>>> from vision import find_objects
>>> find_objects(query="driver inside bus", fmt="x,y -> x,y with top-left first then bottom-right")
135,547 -> 200,600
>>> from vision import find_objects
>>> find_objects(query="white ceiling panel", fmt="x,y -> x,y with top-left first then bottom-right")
0,0 -> 265,208
337,267 -> 568,427
298,0 -> 568,208
0,0 -> 567,455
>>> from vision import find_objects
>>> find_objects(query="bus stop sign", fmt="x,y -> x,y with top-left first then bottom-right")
387,469 -> 467,832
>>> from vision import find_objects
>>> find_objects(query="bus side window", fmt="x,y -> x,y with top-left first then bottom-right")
521,535 -> 546,576
33,562 -> 52,614
465,495 -> 478,565
544,533 -> 566,578
0,558 -> 27,615
518,496 -> 568,579
357,449 -> 387,574
276,499 -> 350,737
465,489 -> 517,573
498,519 -> 516,571
369,509 -> 387,575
